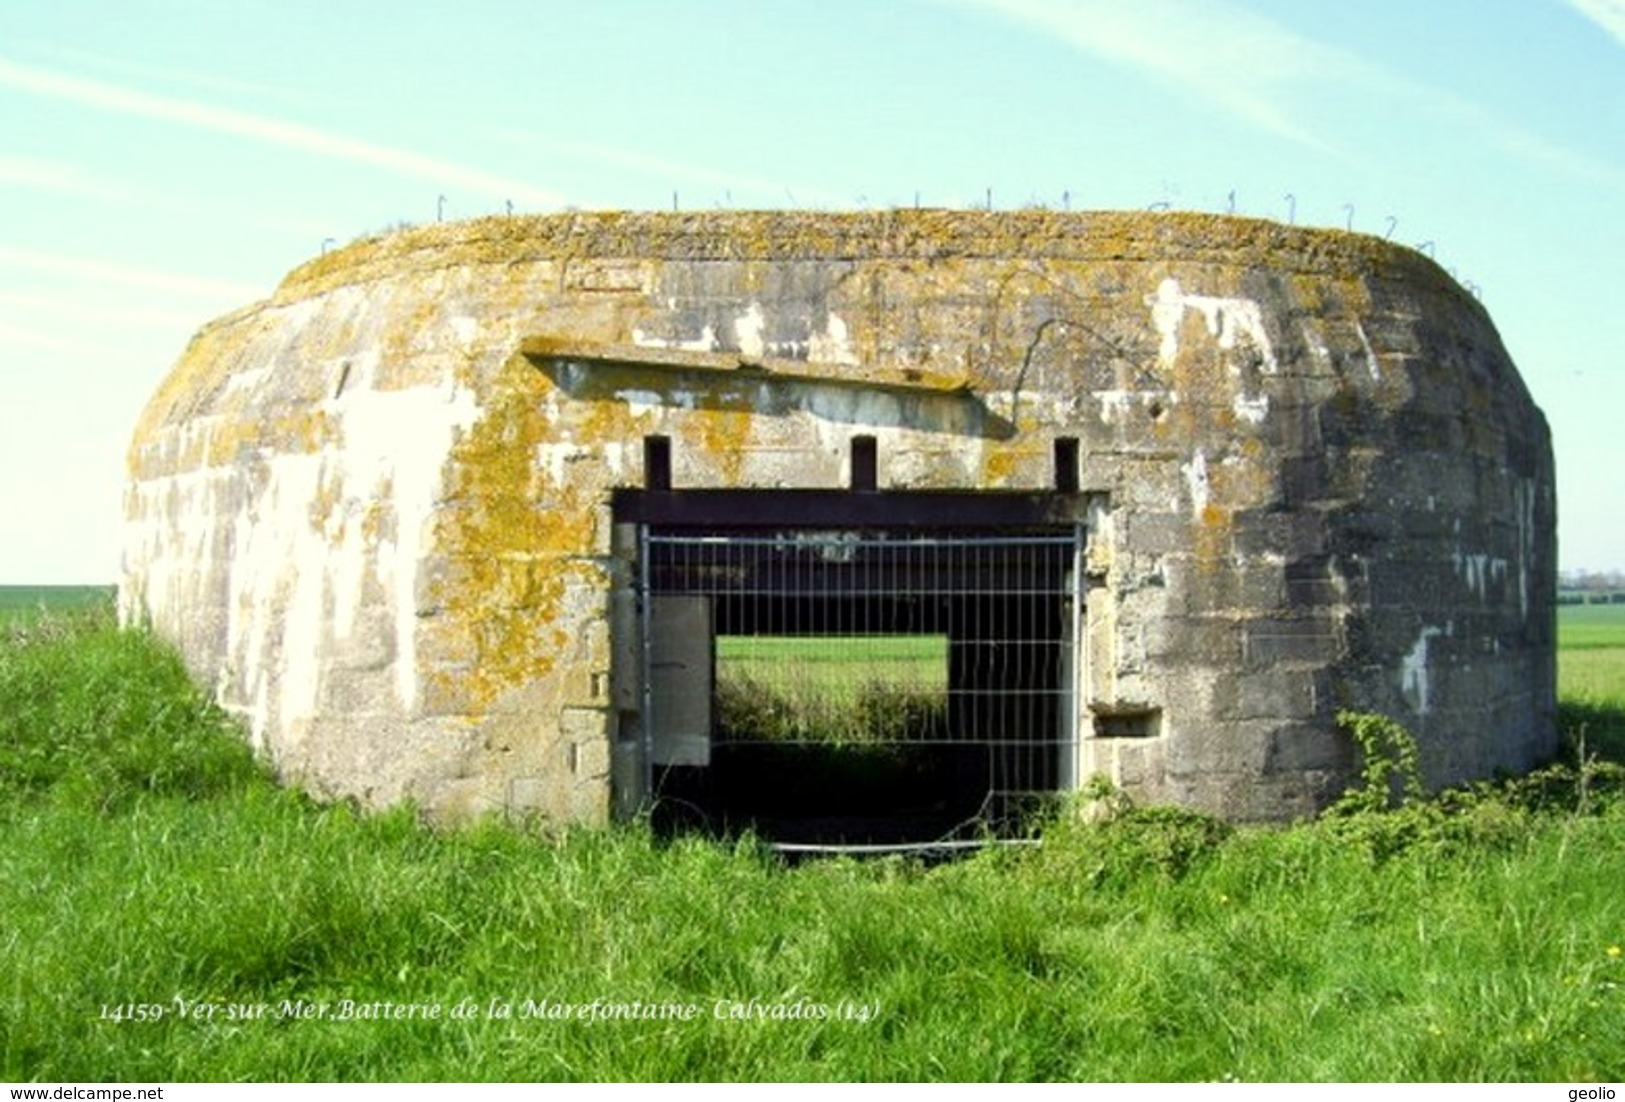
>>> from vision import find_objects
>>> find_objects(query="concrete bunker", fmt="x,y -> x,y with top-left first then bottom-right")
121,209 -> 1558,839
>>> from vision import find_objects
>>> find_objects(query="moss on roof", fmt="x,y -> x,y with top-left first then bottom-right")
276,208 -> 1461,304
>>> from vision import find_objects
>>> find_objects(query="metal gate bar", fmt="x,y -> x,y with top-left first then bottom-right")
641,529 -> 1080,842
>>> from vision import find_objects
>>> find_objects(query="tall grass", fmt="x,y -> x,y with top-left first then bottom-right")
0,605 -> 263,811
716,673 -> 947,746
1,605 -> 1622,1081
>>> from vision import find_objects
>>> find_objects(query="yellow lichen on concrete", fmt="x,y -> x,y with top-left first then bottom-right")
128,307 -> 267,473
429,354 -> 611,712
687,403 -> 752,486
274,210 -> 1466,311
129,391 -> 339,483
981,441 -> 1028,488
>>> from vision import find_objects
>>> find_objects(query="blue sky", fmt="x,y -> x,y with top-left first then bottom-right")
2,0 -> 1622,582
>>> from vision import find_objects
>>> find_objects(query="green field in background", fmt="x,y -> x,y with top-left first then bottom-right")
1559,602 -> 1625,650
0,586 -> 114,619
1558,603 -> 1625,702
717,633 -> 948,695
1558,604 -> 1625,759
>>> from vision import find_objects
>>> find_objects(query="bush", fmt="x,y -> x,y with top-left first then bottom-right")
0,610 -> 266,812
1025,780 -> 1232,889
715,673 -> 946,746
1318,712 -> 1625,862
1330,710 -> 1424,814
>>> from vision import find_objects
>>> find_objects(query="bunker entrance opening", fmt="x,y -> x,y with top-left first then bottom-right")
637,527 -> 1081,849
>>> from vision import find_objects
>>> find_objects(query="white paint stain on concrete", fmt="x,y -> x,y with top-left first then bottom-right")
635,309 -> 854,366
1354,320 -> 1381,381
1233,393 -> 1269,424
806,313 -> 858,364
734,302 -> 767,360
332,363 -> 479,714
449,315 -> 479,347
1514,478 -> 1536,620
223,366 -> 271,397
1400,623 -> 1451,715
1149,278 -> 1186,364
1182,449 -> 1210,517
131,341 -> 481,751
1147,277 -> 1277,373
632,324 -> 718,353
223,451 -> 325,748
1301,324 -> 1332,370
1096,388 -> 1176,424
803,385 -> 905,429
613,389 -> 665,418
535,441 -> 577,488
808,311 -> 859,365
1451,549 -> 1509,600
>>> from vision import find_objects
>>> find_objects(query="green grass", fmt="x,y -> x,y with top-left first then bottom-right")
1559,602 -> 1625,651
0,607 -> 260,811
719,634 -> 946,695
716,634 -> 949,746
2,607 -> 1623,1081
1558,604 -> 1625,763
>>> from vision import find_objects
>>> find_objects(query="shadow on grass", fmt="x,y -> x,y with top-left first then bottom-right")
1559,699 -> 1625,765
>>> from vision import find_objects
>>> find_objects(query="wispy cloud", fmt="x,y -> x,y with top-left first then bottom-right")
0,245 -> 265,302
0,155 -> 123,200
1424,92 -> 1625,186
1568,0 -> 1625,48
0,318 -> 126,357
956,0 -> 1353,152
50,47 -> 326,110
0,57 -> 565,208
958,0 -> 1624,183
0,290 -> 203,329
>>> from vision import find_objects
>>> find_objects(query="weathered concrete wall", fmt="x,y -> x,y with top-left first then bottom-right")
121,209 -> 1556,822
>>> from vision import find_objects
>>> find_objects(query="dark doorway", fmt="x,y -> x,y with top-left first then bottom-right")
636,526 -> 1080,849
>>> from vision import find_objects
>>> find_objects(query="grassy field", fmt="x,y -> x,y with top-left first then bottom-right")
718,634 -> 947,693
717,634 -> 948,744
1558,601 -> 1625,639
1557,603 -> 1625,762
0,585 -> 114,620
1,595 -> 1622,1081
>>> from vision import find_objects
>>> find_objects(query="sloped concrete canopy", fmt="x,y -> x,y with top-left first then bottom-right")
121,209 -> 1557,823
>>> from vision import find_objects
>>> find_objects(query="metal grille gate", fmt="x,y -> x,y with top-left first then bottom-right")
639,528 -> 1082,847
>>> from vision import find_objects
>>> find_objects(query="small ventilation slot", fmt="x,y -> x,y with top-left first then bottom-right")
850,435 -> 877,492
644,435 -> 672,491
1093,708 -> 1161,739
1054,437 -> 1079,493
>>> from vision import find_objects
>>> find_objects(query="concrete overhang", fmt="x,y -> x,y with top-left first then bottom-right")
520,336 -> 1014,440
